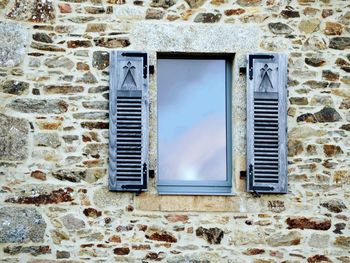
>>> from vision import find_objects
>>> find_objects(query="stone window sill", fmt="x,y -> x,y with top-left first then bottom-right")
135,193 -> 241,212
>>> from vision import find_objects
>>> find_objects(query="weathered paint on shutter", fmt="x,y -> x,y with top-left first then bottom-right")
246,53 -> 288,194
109,50 -> 149,191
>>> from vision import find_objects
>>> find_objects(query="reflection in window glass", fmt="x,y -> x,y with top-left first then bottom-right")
158,59 -> 227,181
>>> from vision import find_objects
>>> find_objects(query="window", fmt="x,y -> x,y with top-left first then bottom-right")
156,54 -> 233,195
108,51 -> 288,195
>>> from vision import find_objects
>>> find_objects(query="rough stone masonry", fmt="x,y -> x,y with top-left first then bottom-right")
0,0 -> 349,262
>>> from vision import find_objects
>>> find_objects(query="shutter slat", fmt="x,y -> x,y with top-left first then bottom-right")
109,51 -> 149,192
247,53 -> 288,194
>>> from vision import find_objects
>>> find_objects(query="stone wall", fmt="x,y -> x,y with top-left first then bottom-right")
0,0 -> 349,262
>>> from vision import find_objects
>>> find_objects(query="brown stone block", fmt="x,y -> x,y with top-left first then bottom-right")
113,247 -> 130,255
307,255 -> 332,263
305,57 -> 326,67
315,107 -> 342,122
185,0 -> 205,8
270,22 -> 294,35
329,37 -> 350,50
333,170 -> 349,184
151,0 -> 176,8
67,40 -> 92,48
9,98 -> 69,114
146,8 -> 165,19
132,244 -> 150,250
108,235 -> 121,243
289,97 -> 308,105
340,124 -> 350,131
94,37 -> 130,48
4,245 -> 51,256
296,113 -> 317,123
31,42 -> 65,52
196,226 -> 223,244
334,236 -> 350,248
303,7 -> 319,16
31,170 -> 47,181
320,199 -> 347,213
303,80 -> 329,89
299,19 -> 320,34
116,224 -> 134,232
237,0 -> 261,6
58,3 -> 72,13
83,208 -> 102,218
146,230 -> 177,242
81,122 -> 109,129
322,70 -> 339,81
84,6 -> 105,14
224,8 -> 245,16
321,9 -> 333,18
145,252 -> 166,261
7,0 -> 55,23
28,260 -> 82,263
86,23 -> 107,32
165,214 -> 189,223
267,231 -> 301,246
194,13 -> 222,23
297,0 -> 315,4
288,139 -> 304,157
340,76 -> 350,85
243,248 -> 265,255
281,10 -> 300,18
77,62 -> 90,71
33,32 -> 53,43
325,22 -> 343,36
56,250 -> 70,259
37,121 -> 62,130
137,224 -> 148,231
323,144 -> 343,157
107,0 -> 125,3
51,170 -> 87,182
93,51 -> 109,70
306,145 -> 317,155
44,85 -> 84,94
5,187 -> 74,205
82,159 -> 104,168
286,217 -> 331,230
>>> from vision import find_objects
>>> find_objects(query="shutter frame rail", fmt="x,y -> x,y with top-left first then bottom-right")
109,50 -> 149,192
246,53 -> 288,194
248,54 -> 274,80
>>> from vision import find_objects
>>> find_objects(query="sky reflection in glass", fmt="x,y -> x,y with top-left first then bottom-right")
158,59 -> 227,181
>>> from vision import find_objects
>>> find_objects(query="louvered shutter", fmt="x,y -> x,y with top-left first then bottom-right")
109,51 -> 149,191
246,53 -> 288,194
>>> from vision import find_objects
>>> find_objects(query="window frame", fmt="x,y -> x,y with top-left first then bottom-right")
156,53 -> 234,195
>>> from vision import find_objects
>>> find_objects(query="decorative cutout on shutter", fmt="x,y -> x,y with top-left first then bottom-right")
247,53 -> 288,194
109,51 -> 149,192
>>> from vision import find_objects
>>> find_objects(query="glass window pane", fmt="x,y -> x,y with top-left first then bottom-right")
158,58 -> 227,181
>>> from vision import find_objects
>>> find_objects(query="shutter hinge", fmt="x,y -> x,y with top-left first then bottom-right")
252,189 -> 261,198
248,54 -> 274,80
149,65 -> 155,75
248,164 -> 274,195
121,52 -> 148,79
248,164 -> 254,191
121,163 -> 148,192
248,166 -> 260,197
149,169 -> 155,178
239,67 -> 246,76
